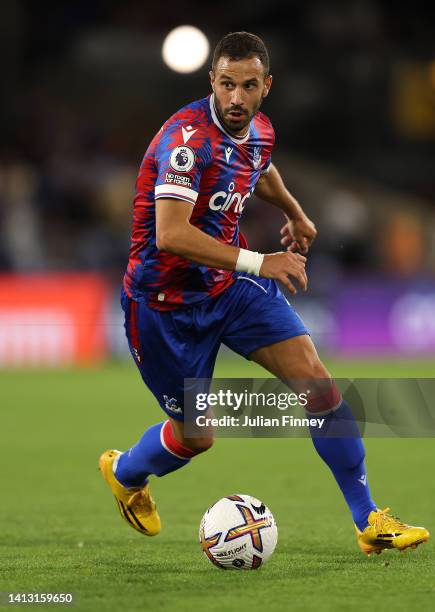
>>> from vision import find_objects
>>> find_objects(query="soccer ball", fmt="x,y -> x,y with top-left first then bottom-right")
199,494 -> 278,569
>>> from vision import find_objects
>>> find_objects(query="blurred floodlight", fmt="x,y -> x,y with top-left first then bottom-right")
162,26 -> 209,74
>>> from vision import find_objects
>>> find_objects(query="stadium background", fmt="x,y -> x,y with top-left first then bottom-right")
1,1 -> 434,611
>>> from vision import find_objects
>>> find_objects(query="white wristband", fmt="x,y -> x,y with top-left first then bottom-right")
236,248 -> 264,276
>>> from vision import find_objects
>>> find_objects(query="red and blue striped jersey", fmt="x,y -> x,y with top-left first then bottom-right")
123,94 -> 275,310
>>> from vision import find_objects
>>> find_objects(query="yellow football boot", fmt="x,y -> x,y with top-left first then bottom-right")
356,507 -> 429,556
99,449 -> 161,536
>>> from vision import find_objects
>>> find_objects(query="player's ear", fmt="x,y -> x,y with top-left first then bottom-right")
209,70 -> 215,91
263,74 -> 273,98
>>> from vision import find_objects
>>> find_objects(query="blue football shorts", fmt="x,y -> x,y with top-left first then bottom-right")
121,274 -> 308,421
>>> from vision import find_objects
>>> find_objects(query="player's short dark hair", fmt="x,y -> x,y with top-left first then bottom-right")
212,32 -> 270,75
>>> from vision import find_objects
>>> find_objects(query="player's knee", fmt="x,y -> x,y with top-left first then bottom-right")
297,357 -> 341,413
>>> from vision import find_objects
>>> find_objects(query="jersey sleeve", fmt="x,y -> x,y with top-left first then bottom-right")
154,122 -> 212,205
256,112 -> 275,175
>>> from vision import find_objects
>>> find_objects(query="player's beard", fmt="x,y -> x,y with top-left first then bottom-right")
214,94 -> 263,136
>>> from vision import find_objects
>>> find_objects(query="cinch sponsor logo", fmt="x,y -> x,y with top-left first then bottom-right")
209,182 -> 252,213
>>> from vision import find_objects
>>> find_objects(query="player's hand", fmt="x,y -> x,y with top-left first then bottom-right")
259,251 -> 307,295
280,215 -> 317,254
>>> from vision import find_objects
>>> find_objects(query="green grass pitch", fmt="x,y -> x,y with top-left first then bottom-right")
2,357 -> 435,611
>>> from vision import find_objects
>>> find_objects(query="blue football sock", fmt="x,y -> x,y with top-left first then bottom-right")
115,421 -> 192,488
309,400 -> 376,531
